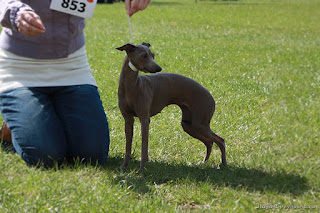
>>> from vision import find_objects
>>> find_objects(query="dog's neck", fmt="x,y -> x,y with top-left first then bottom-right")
119,58 -> 141,96
119,57 -> 140,85
128,61 -> 138,72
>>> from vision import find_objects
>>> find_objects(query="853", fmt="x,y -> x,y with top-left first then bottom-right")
61,0 -> 86,13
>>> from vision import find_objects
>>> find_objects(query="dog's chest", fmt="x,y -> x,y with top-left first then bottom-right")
118,86 -> 138,115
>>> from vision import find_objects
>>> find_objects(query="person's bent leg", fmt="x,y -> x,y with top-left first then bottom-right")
0,87 -> 67,166
53,85 -> 110,165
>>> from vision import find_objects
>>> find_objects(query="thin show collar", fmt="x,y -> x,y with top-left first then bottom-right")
128,61 -> 139,72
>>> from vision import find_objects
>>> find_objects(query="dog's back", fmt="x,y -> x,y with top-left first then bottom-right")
140,72 -> 215,116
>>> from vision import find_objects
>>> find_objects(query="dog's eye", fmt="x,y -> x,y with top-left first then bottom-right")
143,53 -> 148,58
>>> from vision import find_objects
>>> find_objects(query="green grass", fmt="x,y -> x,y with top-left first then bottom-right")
1,0 -> 319,211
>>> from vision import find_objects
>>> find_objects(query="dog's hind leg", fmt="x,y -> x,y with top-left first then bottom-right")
180,108 -> 213,161
180,108 -> 212,162
181,121 -> 213,162
198,126 -> 226,165
211,131 -> 227,165
181,116 -> 226,165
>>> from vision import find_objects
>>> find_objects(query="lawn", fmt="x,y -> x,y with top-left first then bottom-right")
1,0 -> 319,211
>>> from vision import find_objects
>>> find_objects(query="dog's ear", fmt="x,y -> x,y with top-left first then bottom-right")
116,43 -> 135,52
142,42 -> 151,48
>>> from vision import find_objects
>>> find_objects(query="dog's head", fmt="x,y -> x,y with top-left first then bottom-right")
116,42 -> 162,73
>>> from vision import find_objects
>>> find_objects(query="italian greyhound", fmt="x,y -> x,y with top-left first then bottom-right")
116,42 -> 226,171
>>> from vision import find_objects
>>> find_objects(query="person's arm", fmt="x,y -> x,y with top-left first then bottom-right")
0,0 -> 45,36
126,0 -> 151,17
0,0 -> 33,30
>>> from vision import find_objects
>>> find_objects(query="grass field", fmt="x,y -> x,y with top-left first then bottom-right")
1,0 -> 319,211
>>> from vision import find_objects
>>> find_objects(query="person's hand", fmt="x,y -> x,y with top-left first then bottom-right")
126,0 -> 151,16
16,10 -> 45,36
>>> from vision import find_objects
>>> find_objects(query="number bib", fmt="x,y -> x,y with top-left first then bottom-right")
50,0 -> 97,19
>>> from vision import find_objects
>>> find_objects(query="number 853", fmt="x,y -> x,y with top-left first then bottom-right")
62,0 -> 86,12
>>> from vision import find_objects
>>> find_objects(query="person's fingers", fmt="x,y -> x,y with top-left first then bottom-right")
125,0 -> 132,15
128,1 -> 139,16
130,0 -> 139,12
138,0 -> 150,11
16,11 -> 45,36
126,0 -> 151,16
28,12 -> 45,31
18,23 -> 45,36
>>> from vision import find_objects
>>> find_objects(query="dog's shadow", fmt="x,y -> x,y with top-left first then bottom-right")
105,156 -> 308,196
0,144 -> 308,196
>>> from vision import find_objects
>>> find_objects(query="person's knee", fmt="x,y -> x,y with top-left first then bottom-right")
85,150 -> 108,165
66,117 -> 110,166
69,138 -> 109,166
20,147 -> 65,167
11,126 -> 67,167
87,129 -> 110,165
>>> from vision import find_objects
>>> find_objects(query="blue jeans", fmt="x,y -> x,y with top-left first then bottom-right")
0,85 -> 110,166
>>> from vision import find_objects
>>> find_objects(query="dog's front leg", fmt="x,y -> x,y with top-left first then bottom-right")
121,116 -> 134,170
139,117 -> 150,172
